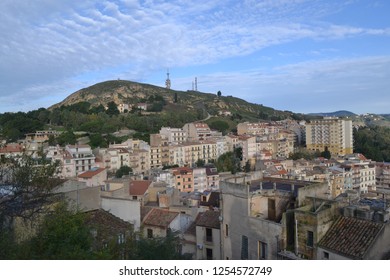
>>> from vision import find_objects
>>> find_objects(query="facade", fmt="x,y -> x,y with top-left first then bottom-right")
77,167 -> 107,187
172,167 -> 194,193
305,117 -> 353,156
183,122 -> 211,142
159,127 -> 187,144
65,145 -> 96,176
195,210 -> 222,260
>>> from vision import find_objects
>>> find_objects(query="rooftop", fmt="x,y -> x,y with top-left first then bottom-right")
142,208 -> 179,228
196,210 -> 221,229
318,216 -> 385,259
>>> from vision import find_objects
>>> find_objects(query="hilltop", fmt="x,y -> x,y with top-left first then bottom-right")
49,80 -> 297,121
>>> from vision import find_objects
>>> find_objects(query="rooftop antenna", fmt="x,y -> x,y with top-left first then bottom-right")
165,69 -> 171,89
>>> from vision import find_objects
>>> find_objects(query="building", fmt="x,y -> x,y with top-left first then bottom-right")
317,215 -> 390,260
305,117 -> 353,156
159,127 -> 187,144
172,167 -> 194,193
183,122 -> 211,142
195,210 -> 221,260
65,145 -> 96,176
77,167 -> 107,187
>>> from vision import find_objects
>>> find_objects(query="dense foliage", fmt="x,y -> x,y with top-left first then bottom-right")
354,126 -> 390,162
0,104 -> 199,143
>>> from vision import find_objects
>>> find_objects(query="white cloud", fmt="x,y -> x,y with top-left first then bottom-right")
0,0 -> 389,112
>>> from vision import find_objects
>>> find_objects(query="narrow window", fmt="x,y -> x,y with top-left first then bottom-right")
241,235 -> 249,260
307,231 -> 314,247
206,228 -> 213,242
258,241 -> 268,259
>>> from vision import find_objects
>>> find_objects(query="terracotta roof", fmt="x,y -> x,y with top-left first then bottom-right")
142,208 -> 179,228
196,210 -> 221,229
0,144 -> 24,153
78,167 -> 106,178
318,216 -> 384,259
129,180 -> 151,196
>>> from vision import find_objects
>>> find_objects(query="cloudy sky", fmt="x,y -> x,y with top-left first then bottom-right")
1,0 -> 389,114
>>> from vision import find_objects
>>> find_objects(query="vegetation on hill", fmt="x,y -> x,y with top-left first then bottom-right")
354,126 -> 390,162
0,80 -> 299,142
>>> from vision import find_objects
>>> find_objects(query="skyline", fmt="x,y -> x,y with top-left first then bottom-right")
1,0 -> 389,114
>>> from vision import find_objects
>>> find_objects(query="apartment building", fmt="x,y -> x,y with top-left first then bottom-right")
237,122 -> 280,136
183,122 -> 211,142
305,117 -> 353,156
159,127 -> 187,144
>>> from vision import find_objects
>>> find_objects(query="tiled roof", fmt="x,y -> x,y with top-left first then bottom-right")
77,167 -> 106,178
318,216 -> 384,259
129,180 -> 151,196
196,210 -> 221,229
143,208 -> 179,228
0,144 -> 24,153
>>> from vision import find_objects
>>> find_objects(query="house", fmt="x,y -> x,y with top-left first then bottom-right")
142,208 -> 181,238
172,167 -> 194,193
85,209 -> 133,251
77,167 -> 107,187
195,210 -> 221,260
129,180 -> 152,205
0,143 -> 24,159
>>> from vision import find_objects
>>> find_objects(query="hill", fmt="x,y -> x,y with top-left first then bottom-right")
308,110 -> 356,117
49,80 -> 294,121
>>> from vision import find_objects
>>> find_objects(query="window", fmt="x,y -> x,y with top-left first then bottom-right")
323,251 -> 329,260
225,224 -> 229,237
307,231 -> 314,247
206,228 -> 213,242
241,235 -> 249,260
258,241 -> 268,259
206,248 -> 213,260
147,229 -> 153,239
117,233 -> 125,244
132,196 -> 138,200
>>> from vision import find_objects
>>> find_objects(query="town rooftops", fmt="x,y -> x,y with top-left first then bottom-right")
129,180 -> 152,196
142,208 -> 179,228
77,167 -> 106,179
317,216 -> 385,259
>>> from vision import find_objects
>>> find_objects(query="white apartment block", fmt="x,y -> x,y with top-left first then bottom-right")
65,145 -> 96,176
305,117 -> 353,156
159,127 -> 187,144
193,167 -> 208,192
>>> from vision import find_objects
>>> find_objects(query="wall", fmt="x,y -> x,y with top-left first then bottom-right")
221,181 -> 284,260
101,196 -> 141,230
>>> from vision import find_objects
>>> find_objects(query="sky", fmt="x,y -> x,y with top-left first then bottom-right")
1,0 -> 389,114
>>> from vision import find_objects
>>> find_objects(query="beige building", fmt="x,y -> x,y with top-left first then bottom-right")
183,122 -> 211,142
305,117 -> 353,156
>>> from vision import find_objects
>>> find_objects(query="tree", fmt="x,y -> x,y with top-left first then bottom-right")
209,120 -> 229,135
17,202 -> 94,260
106,101 -> 120,116
115,165 -> 133,178
320,146 -> 331,159
174,92 -> 178,103
217,90 -> 222,97
0,154 -> 61,225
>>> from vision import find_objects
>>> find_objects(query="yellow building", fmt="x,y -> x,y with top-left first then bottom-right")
305,117 -> 353,156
